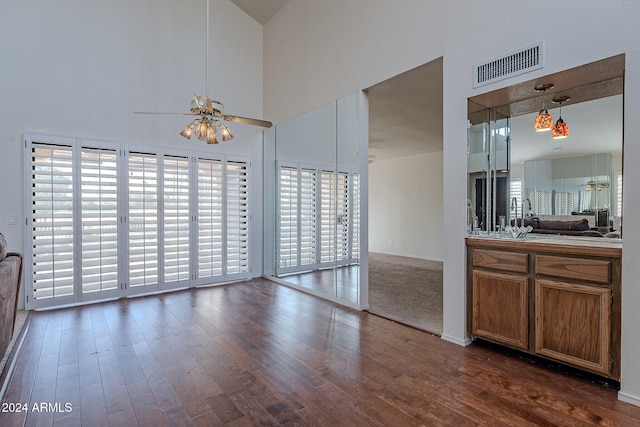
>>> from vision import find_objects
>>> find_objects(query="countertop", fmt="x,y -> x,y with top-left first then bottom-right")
466,234 -> 622,258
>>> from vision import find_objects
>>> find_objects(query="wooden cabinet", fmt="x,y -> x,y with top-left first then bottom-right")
466,238 -> 621,380
535,279 -> 611,376
472,270 -> 528,350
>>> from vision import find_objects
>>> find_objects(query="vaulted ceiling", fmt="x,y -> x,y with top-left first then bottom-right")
230,0 -> 289,24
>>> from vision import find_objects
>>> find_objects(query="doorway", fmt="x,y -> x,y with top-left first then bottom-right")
365,58 -> 444,334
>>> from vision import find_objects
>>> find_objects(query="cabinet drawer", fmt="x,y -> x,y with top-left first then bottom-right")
473,249 -> 528,274
536,255 -> 610,284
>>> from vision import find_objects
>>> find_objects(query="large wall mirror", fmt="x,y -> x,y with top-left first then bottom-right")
263,93 -> 364,307
467,55 -> 624,238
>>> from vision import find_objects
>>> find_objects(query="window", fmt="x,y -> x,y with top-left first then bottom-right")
81,147 -> 119,294
278,166 -> 318,273
509,179 -> 522,221
30,142 -> 75,302
25,134 -> 252,309
163,155 -> 191,283
279,166 -> 298,269
128,152 -> 159,289
197,158 -> 224,279
277,163 -> 359,275
616,172 -> 622,217
320,170 -> 336,265
226,161 -> 250,275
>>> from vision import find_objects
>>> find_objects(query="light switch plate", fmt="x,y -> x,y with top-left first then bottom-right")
8,214 -> 17,225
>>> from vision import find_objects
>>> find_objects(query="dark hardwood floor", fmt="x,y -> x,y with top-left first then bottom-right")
2,278 -> 640,426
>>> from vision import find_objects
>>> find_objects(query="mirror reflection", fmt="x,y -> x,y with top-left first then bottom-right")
263,94 -> 361,306
468,55 -> 624,239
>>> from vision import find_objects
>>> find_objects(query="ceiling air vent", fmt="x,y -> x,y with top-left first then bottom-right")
474,41 -> 544,88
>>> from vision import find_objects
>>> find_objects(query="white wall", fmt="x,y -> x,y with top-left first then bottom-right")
0,0 -> 266,304
369,152 -> 443,261
264,0 -> 640,405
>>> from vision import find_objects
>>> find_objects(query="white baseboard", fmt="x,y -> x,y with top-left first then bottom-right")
440,333 -> 472,347
618,390 -> 640,407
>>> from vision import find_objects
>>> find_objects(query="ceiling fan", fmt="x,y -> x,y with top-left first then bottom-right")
135,0 -> 272,144
579,180 -> 610,191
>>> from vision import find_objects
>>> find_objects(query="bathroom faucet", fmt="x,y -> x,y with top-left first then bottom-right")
522,198 -> 532,227
511,197 -> 518,227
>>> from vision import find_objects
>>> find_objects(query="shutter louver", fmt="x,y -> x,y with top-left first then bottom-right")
31,143 -> 75,300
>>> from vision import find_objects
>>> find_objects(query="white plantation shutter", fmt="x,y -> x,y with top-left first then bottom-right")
163,155 -> 190,283
226,161 -> 250,275
337,172 -> 350,262
277,165 -> 318,273
279,166 -> 298,269
299,168 -> 317,266
352,173 -> 360,260
80,147 -> 119,294
320,170 -> 336,264
510,179 -> 522,221
30,143 -> 75,301
616,173 -> 622,217
26,134 -> 254,308
198,158 -> 224,278
128,152 -> 159,288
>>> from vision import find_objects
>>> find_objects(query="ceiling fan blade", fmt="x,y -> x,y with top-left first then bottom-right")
224,114 -> 273,128
134,111 -> 197,116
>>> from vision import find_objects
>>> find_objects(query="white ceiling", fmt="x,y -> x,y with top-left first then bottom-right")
230,0 -> 289,24
366,58 -> 444,162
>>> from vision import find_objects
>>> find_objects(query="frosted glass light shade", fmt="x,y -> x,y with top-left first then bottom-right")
220,124 -> 234,142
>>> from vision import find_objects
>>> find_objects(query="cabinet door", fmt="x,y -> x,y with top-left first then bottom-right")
472,270 -> 528,350
535,279 -> 611,376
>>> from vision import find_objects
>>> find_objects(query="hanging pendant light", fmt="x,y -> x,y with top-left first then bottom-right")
533,84 -> 554,132
552,96 -> 570,139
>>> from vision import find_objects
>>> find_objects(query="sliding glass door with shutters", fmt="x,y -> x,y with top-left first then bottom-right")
30,140 -> 76,307
127,151 -> 160,295
226,161 -> 250,276
80,146 -> 120,301
277,164 -> 318,275
195,156 -> 251,285
162,154 -> 191,288
276,163 -> 359,276
25,134 -> 253,310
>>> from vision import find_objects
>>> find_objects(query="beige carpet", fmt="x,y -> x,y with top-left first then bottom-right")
367,252 -> 443,335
